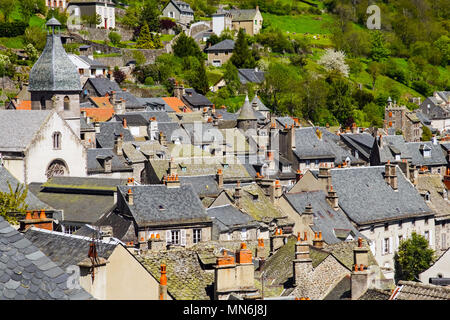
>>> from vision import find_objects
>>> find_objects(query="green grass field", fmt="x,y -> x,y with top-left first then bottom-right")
0,36 -> 25,49
262,13 -> 334,34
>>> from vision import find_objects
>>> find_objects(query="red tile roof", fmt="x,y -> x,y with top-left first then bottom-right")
161,97 -> 192,113
81,108 -> 115,122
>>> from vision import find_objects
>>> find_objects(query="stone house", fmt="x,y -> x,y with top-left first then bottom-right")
229,7 -> 263,36
205,39 -> 235,67
339,132 -> 375,164
162,0 -> 194,27
0,110 -> 87,185
68,54 -> 108,80
116,183 -> 212,248
418,248 -> 450,285
67,0 -> 116,29
206,204 -> 260,241
212,9 -> 232,36
419,91 -> 450,133
384,99 -> 422,142
23,228 -> 162,300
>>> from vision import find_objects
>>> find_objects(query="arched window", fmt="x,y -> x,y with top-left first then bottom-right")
40,97 -> 46,110
46,160 -> 68,179
64,96 -> 70,111
52,132 -> 61,150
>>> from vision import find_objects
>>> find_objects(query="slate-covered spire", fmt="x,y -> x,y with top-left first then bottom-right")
28,18 -> 81,92
237,94 -> 257,121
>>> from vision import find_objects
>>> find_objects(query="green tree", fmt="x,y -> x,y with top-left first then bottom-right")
367,61 -> 381,90
370,31 -> 391,62
108,31 -> 121,46
24,43 -> 39,63
140,0 -> 161,32
0,0 -> 16,22
394,232 -> 435,283
230,28 -> 256,69
172,32 -> 203,60
133,50 -> 146,66
223,61 -> 240,95
81,13 -> 101,28
0,182 -> 29,224
188,59 -> 209,95
20,0 -> 40,22
24,26 -> 47,51
326,73 -> 355,126
137,23 -> 155,49
421,125 -> 432,141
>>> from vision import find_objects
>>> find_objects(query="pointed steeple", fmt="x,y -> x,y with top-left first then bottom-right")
237,94 -> 257,121
29,18 -> 81,92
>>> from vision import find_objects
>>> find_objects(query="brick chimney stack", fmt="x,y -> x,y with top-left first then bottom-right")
296,169 -> 303,182
234,181 -> 242,208
159,264 -> 168,300
351,237 -> 369,300
127,188 -> 134,205
269,180 -> 282,206
256,238 -> 266,270
19,209 -> 53,232
216,169 -> 224,189
312,231 -> 324,249
318,163 -> 332,191
214,250 -> 236,300
326,185 -> 339,210
235,242 -> 254,290
168,157 -> 177,176
114,133 -> 123,156
270,227 -> 285,255
385,161 -> 398,190
302,204 -> 314,230
293,231 -> 313,287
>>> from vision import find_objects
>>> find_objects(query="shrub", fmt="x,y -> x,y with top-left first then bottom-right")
108,31 -> 122,46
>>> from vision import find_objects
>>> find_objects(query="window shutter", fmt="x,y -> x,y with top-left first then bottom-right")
381,239 -> 385,255
241,228 -> 247,240
180,229 -> 186,246
389,237 -> 393,254
166,230 -> 171,245
395,236 -> 398,250
370,241 -> 375,255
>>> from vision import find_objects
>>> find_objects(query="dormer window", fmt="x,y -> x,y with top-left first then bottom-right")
395,154 -> 401,161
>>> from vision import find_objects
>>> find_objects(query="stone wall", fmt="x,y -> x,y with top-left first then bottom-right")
73,26 -> 135,42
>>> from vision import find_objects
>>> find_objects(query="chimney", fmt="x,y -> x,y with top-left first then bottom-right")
159,264 -> 168,300
256,238 -> 266,260
148,233 -> 165,252
94,122 -> 100,133
288,124 -> 296,150
318,163 -> 332,191
109,91 -> 116,104
19,209 -> 53,232
409,165 -> 419,186
164,174 -> 180,188
114,133 -> 123,156
312,231 -> 324,249
270,228 -> 285,255
234,181 -> 242,208
269,180 -> 282,206
235,243 -> 256,291
158,131 -> 167,147
173,82 -> 185,99
293,232 -> 313,287
168,157 -> 177,176
302,204 -> 314,228
385,161 -> 398,190
351,122 -> 357,133
214,250 -> 236,300
397,159 -> 410,180
295,169 -> 303,182
127,188 -> 134,205
326,186 -> 339,210
351,238 -> 369,300
432,135 -> 438,145
216,169 -> 223,189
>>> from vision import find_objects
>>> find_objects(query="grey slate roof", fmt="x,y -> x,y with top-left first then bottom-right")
276,116 -> 295,128
284,190 -> 364,244
180,175 -> 221,197
136,97 -> 171,112
183,88 -> 213,107
29,32 -> 81,92
95,121 -> 135,148
206,39 -> 235,52
83,78 -> 121,96
171,0 -> 194,14
0,166 -> 52,211
87,148 -> 132,174
78,55 -> 107,68
390,280 -> 450,300
237,95 -> 257,120
340,133 -> 374,160
0,110 -> 53,152
251,95 -> 269,111
239,69 -> 265,84
405,142 -> 447,167
206,204 -> 257,233
317,166 -> 433,225
116,91 -> 144,109
117,184 -> 211,227
0,217 -> 92,300
229,9 -> 258,21
215,108 -> 239,121
31,177 -> 126,224
23,228 -> 118,270
294,127 -> 359,165
158,122 -> 186,142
